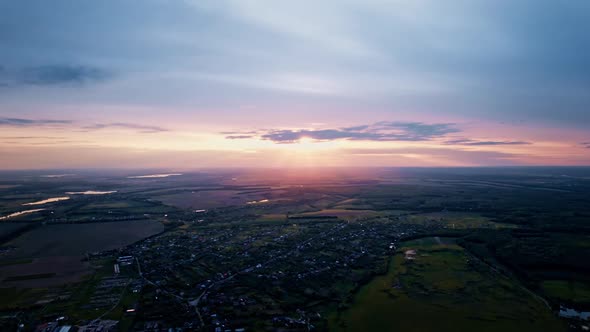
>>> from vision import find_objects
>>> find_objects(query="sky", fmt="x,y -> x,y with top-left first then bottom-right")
1,0 -> 589,169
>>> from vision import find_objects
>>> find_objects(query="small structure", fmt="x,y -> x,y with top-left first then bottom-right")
404,249 -> 417,260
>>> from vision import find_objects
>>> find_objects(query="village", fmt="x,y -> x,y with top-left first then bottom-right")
114,213 -> 441,331
28,210 -> 444,332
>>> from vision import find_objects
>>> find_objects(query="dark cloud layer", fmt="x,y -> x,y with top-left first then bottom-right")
0,117 -> 166,134
226,122 -> 460,143
0,65 -> 111,87
444,139 -> 531,146
0,136 -> 67,140
0,117 -> 72,126
1,1 -> 589,128
83,122 -> 168,133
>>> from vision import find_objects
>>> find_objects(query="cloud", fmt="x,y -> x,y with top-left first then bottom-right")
581,142 -> 590,149
0,65 -> 111,87
0,136 -> 67,139
0,117 -> 72,126
83,122 -> 168,133
1,0 -> 590,130
0,117 -> 166,134
444,138 -> 532,146
3,140 -> 91,146
220,130 -> 259,135
343,147 -> 524,166
0,136 -> 89,146
342,125 -> 370,131
228,121 -> 460,143
373,121 -> 460,139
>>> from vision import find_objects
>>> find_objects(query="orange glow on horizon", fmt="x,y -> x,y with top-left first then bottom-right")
0,120 -> 589,169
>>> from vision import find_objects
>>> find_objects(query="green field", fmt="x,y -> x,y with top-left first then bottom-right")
38,258 -> 139,321
0,287 -> 49,310
3,220 -> 164,258
0,259 -> 33,267
329,237 -> 565,332
256,213 -> 288,222
541,280 -> 590,304
293,209 -> 382,220
401,212 -> 514,229
4,273 -> 56,281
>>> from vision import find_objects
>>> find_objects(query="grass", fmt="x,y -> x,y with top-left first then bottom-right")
80,201 -> 134,209
541,280 -> 590,304
0,258 -> 33,267
256,214 -> 288,222
400,212 -> 516,229
41,258 -> 117,320
154,190 -> 243,209
293,209 -> 382,221
4,273 -> 56,281
329,238 -> 565,332
5,220 -> 164,257
0,287 -> 48,310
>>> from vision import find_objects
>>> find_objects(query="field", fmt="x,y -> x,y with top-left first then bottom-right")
292,209 -> 382,220
0,219 -> 164,303
154,190 -> 246,209
256,213 -> 288,222
0,168 -> 589,330
153,187 -> 290,210
330,237 -> 565,332
0,256 -> 90,288
541,280 -> 590,304
0,287 -> 50,310
37,257 -> 142,323
458,230 -> 590,309
2,220 -> 164,258
399,212 -> 515,229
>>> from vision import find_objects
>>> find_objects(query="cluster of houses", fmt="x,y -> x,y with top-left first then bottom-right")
34,319 -> 118,332
29,207 -> 442,331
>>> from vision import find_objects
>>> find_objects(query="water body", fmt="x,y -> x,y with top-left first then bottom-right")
65,190 -> 117,195
559,306 -> 590,320
40,174 -> 75,178
0,209 -> 45,221
128,173 -> 182,179
22,197 -> 70,206
246,199 -> 270,205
